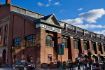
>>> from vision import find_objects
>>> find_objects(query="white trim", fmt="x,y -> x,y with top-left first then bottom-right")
36,23 -> 61,33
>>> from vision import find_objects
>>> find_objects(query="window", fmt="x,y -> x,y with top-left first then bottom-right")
76,27 -> 83,33
98,43 -> 103,54
4,25 -> 8,32
25,34 -> 35,47
62,38 -> 68,48
104,44 -> 105,52
67,24 -> 75,30
92,42 -> 97,54
46,35 -> 54,47
74,39 -> 79,49
83,41 -> 89,50
48,54 -> 52,62
58,44 -> 64,55
13,37 -> 21,47
3,36 -> 7,46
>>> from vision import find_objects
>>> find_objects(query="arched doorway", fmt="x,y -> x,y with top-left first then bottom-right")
2,49 -> 6,64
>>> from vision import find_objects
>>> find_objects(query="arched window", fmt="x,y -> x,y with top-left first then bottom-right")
83,40 -> 89,50
25,34 -> 35,47
13,37 -> 21,47
98,43 -> 103,54
46,35 -> 53,47
92,41 -> 97,54
74,39 -> 79,49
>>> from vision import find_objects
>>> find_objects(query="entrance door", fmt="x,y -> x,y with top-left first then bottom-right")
2,49 -> 6,64
68,37 -> 72,59
78,39 -> 82,54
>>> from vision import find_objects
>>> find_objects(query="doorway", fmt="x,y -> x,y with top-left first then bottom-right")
2,49 -> 6,64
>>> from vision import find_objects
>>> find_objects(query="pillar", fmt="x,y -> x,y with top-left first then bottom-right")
96,42 -> 100,55
89,41 -> 94,54
69,36 -> 75,62
40,29 -> 46,63
57,33 -> 63,62
101,43 -> 104,54
6,0 -> 11,4
80,39 -> 84,53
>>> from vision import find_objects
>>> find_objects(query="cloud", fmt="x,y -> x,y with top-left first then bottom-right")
37,0 -> 60,7
54,2 -> 60,5
63,18 -> 83,25
62,8 -> 105,35
37,2 -> 44,7
76,24 -> 105,29
79,8 -> 105,23
94,30 -> 105,35
78,8 -> 83,11
62,8 -> 105,25
37,2 -> 50,7
48,0 -> 52,2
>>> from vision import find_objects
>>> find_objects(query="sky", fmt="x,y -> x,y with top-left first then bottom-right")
1,0 -> 105,35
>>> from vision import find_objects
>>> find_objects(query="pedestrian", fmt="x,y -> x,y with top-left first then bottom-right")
57,60 -> 61,68
67,59 -> 72,70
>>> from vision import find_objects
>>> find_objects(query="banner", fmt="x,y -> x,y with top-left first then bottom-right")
58,44 -> 64,55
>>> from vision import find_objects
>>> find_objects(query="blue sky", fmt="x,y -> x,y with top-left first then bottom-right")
1,0 -> 105,35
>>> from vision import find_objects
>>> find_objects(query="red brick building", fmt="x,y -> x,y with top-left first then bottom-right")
0,0 -> 105,65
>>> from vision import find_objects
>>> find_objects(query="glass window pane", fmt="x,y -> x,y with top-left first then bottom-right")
46,35 -> 53,47
62,38 -> 67,48
25,35 -> 35,47
13,37 -> 21,47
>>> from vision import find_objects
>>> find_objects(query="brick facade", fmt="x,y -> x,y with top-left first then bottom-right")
0,1 -> 105,66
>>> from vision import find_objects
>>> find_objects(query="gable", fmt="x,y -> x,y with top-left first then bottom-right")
47,15 -> 60,26
41,14 -> 60,26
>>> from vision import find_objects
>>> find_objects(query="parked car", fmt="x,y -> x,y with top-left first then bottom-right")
13,60 -> 35,70
0,64 -> 14,70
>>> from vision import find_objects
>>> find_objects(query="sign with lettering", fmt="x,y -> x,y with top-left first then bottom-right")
36,23 -> 61,33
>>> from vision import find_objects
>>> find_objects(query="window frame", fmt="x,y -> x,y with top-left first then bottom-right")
46,35 -> 54,47
62,37 -> 68,48
83,40 -> 89,50
25,34 -> 35,47
74,39 -> 79,49
13,37 -> 21,47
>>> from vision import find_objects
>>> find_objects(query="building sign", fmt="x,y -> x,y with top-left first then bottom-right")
36,23 -> 61,33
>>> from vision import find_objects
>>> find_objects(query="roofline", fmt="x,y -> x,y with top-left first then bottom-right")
3,4 -> 104,37
59,20 -> 104,36
11,4 -> 44,17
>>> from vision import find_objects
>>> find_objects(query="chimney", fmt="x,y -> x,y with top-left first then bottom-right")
6,0 -> 11,4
